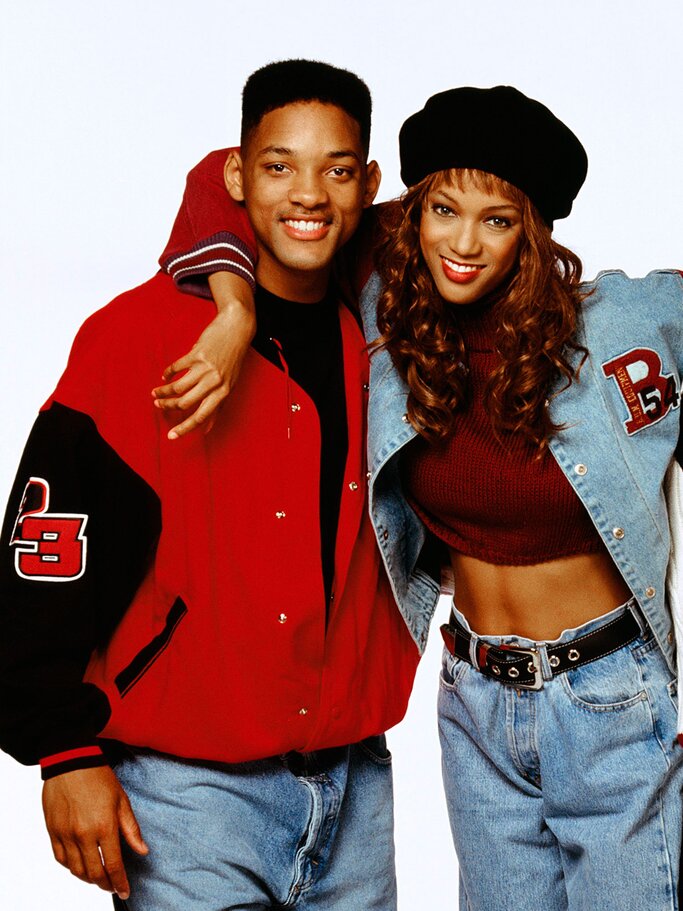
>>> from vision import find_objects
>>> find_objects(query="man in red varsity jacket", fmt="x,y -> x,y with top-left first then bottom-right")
0,60 -> 419,910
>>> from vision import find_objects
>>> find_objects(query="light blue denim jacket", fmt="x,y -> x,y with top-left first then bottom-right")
361,268 -> 683,670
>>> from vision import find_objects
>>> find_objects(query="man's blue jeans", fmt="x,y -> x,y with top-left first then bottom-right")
113,737 -> 396,910
439,600 -> 683,911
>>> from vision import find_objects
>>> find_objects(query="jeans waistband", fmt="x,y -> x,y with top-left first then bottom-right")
444,597 -> 648,688
450,596 -> 647,650
280,745 -> 349,777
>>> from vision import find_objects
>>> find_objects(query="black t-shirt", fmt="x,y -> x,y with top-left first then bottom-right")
251,285 -> 348,608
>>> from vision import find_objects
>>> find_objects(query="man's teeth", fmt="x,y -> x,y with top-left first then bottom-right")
285,220 -> 326,232
443,258 -> 481,273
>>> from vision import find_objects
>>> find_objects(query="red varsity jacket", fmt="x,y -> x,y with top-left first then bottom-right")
0,274 -> 419,779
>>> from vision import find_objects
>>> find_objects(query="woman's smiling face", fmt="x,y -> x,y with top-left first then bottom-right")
419,172 -> 524,305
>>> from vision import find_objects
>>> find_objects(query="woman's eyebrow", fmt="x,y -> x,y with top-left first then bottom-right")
431,188 -> 520,214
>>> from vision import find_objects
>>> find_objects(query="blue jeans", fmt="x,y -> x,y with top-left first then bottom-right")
439,600 -> 683,911
112,737 -> 396,910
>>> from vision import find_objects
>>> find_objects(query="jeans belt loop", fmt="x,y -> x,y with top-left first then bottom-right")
627,597 -> 649,639
468,633 -> 480,668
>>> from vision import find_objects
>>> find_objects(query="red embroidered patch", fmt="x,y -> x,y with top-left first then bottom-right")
10,477 -> 88,581
602,347 -> 680,435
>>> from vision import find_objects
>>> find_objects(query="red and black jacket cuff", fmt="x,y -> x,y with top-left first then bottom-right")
39,745 -> 109,780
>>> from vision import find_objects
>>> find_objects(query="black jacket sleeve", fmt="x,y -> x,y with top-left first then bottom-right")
0,402 -> 161,778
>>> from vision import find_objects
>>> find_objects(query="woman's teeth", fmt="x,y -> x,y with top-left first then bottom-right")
442,257 -> 481,273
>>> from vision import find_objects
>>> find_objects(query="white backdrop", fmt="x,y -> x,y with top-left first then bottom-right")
1,1 -> 682,908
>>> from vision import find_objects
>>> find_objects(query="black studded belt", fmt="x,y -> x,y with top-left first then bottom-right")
440,605 -> 643,690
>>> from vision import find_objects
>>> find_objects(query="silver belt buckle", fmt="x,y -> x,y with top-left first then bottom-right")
503,647 -> 543,690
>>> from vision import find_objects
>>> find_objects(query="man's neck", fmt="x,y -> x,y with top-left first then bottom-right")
255,262 -> 331,304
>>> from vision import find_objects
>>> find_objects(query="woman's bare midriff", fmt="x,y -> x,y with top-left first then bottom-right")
449,549 -> 633,641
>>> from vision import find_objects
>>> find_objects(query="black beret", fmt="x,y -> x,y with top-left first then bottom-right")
399,86 -> 588,225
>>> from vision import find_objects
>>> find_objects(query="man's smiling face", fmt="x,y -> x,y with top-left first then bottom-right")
226,101 -> 380,301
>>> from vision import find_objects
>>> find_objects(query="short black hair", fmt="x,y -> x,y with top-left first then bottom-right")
241,59 -> 372,155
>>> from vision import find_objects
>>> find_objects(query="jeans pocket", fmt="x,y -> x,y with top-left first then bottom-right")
358,734 -> 392,766
439,648 -> 469,692
560,641 -> 648,712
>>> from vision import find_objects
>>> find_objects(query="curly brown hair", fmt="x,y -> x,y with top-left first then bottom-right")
373,168 -> 588,449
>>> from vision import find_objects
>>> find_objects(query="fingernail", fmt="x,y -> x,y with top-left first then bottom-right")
168,430 -> 178,440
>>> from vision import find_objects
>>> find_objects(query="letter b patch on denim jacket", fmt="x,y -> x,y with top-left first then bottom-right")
602,347 -> 680,435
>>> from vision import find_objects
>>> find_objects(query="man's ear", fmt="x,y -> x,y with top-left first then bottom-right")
363,160 -> 381,208
224,151 -> 245,202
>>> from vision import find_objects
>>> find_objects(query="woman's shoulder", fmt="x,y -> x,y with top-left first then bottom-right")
577,269 -> 683,367
583,268 -> 683,294
581,269 -> 683,317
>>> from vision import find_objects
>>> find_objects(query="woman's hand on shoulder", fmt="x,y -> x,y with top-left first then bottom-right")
152,273 -> 256,439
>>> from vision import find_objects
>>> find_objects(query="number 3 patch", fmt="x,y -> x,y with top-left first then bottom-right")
10,477 -> 88,581
602,347 -> 680,435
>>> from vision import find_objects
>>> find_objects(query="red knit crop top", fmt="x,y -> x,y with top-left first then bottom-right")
401,303 -> 605,566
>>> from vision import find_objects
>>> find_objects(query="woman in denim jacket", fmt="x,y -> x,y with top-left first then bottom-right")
157,86 -> 683,910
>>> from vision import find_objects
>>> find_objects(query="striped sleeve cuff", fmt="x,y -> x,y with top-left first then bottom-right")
161,231 -> 256,297
40,745 -> 109,780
